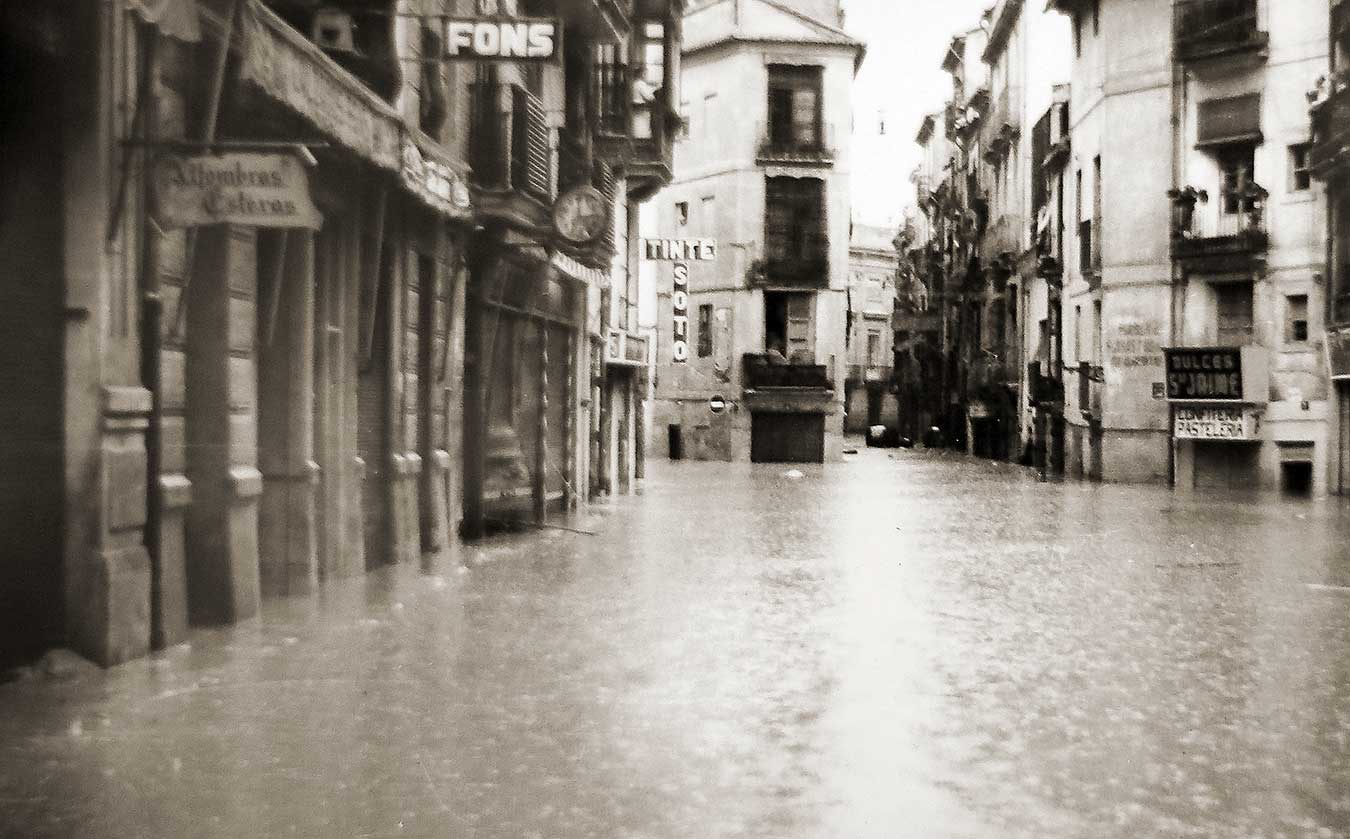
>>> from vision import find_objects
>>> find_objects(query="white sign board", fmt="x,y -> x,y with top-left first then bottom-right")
644,238 -> 717,261
1173,406 -> 1261,441
671,262 -> 690,363
152,152 -> 322,229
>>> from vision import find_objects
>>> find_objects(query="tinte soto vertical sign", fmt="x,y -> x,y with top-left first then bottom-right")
152,152 -> 322,229
671,263 -> 690,363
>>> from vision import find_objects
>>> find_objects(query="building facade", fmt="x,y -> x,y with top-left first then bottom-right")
651,0 -> 863,463
0,0 -> 680,670
844,223 -> 900,434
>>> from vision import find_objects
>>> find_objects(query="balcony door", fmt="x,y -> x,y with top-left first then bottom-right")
765,291 -> 815,363
767,65 -> 822,148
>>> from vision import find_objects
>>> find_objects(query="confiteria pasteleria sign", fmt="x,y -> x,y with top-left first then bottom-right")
152,152 -> 323,230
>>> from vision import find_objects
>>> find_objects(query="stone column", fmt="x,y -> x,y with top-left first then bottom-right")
184,225 -> 261,625
257,231 -> 317,597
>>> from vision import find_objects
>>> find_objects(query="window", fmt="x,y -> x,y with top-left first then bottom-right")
1215,282 -> 1254,345
697,304 -> 713,357
1073,12 -> 1082,57
1092,0 -> 1100,35
1287,294 -> 1309,343
675,201 -> 688,226
767,65 -> 823,148
764,177 -> 826,266
1290,144 -> 1311,192
1218,144 -> 1258,214
866,331 -> 881,367
1092,155 -> 1102,268
1073,304 -> 1082,362
418,26 -> 447,135
1092,300 -> 1102,364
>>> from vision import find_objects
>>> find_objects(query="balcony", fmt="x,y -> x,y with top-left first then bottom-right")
743,354 -> 832,389
847,364 -> 894,384
1173,0 -> 1268,66
1169,185 -> 1268,272
756,122 -> 837,167
470,82 -> 554,228
1310,79 -> 1350,180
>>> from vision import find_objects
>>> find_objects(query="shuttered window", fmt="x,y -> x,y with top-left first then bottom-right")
1197,94 -> 1261,148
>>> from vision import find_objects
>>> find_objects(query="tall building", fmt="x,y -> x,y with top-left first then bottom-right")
1313,0 -> 1350,492
1049,0 -> 1330,493
651,0 -> 863,463
843,223 -> 900,434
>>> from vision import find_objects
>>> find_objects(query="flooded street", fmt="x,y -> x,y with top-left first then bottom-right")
4,446 -> 1350,839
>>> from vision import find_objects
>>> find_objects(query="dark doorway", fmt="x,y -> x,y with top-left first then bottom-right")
1281,461 -> 1314,496
0,36 -> 65,667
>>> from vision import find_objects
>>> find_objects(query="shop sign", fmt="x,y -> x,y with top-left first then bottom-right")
151,152 -> 322,229
1164,347 -> 1244,401
643,238 -> 718,261
400,140 -> 471,218
672,262 -> 690,363
443,18 -> 559,61
1173,406 -> 1260,441
239,2 -> 401,170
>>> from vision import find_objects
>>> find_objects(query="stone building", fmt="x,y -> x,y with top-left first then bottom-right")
651,0 -> 863,463
0,0 -> 681,669
843,223 -> 900,434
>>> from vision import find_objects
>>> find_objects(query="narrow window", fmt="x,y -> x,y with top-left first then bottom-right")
676,201 -> 688,226
1287,294 -> 1309,343
1217,144 -> 1258,215
697,304 -> 713,357
1215,282 -> 1254,345
1290,144 -> 1311,192
1091,0 -> 1100,35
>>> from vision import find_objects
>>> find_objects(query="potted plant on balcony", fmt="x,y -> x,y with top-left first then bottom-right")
1167,186 -> 1207,237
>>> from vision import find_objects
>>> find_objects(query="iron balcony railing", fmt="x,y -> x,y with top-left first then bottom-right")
756,121 -> 837,165
1169,182 -> 1269,260
743,354 -> 833,389
469,82 -> 553,204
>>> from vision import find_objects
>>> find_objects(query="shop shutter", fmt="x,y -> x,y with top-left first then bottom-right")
513,86 -> 552,199
592,157 -> 618,258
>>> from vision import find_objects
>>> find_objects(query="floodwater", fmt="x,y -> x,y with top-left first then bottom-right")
3,446 -> 1350,838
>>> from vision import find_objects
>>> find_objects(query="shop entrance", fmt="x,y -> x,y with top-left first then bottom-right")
0,37 -> 65,667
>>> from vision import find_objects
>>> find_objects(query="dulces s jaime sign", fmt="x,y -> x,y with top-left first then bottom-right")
1163,347 -> 1244,400
152,152 -> 322,230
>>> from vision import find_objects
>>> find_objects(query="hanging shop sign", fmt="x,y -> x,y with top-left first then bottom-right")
151,151 -> 322,229
1163,347 -> 1267,402
672,262 -> 690,363
643,238 -> 718,261
400,139 -> 471,218
443,18 -> 560,61
1173,406 -> 1261,441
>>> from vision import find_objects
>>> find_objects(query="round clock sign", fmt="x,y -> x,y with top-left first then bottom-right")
553,185 -> 609,244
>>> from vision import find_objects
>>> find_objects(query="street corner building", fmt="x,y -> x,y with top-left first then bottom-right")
0,0 -> 682,670
649,0 -> 863,464
902,0 -> 1349,497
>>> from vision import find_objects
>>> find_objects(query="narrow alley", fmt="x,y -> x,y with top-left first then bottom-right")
3,446 -> 1349,839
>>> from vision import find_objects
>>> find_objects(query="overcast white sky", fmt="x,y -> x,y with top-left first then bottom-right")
844,0 -> 992,229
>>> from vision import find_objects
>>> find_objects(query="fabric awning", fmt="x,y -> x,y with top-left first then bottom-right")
1197,93 -> 1262,148
128,0 -> 202,42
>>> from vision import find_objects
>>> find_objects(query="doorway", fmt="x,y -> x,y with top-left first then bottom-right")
0,36 -> 65,666
764,291 -> 815,362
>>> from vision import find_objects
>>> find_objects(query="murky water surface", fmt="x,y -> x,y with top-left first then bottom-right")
3,448 -> 1350,838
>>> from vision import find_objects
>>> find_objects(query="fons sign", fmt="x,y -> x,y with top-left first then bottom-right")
443,18 -> 559,60
1163,347 -> 1266,403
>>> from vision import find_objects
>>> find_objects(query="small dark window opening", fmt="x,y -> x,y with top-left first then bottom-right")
1290,143 -> 1311,192
1287,294 -> 1309,343
697,304 -> 713,357
676,201 -> 688,226
419,26 -> 447,136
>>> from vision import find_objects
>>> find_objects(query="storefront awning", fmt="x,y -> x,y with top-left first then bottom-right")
236,0 -> 401,171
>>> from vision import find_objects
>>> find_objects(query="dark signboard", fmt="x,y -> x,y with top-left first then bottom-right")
1164,348 -> 1243,400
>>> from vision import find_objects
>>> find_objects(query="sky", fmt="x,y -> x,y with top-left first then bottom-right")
843,0 -> 993,230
